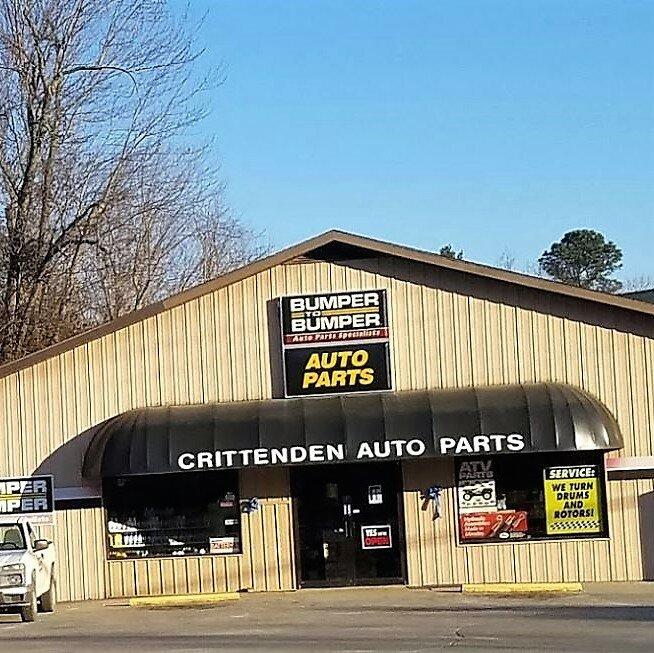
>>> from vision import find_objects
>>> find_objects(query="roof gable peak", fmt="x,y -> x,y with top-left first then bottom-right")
0,229 -> 652,379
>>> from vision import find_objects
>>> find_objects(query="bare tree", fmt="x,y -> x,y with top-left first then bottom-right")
0,0 -> 261,363
82,195 -> 265,323
621,275 -> 654,293
497,249 -> 517,271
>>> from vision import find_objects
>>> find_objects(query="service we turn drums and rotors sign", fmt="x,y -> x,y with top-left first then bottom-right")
280,290 -> 392,397
543,465 -> 604,536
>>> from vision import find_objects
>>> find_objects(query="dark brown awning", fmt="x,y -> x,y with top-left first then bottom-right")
82,383 -> 623,478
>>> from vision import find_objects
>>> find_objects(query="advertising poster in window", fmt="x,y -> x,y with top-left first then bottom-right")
456,459 -> 497,514
456,459 -> 530,542
459,510 -> 529,541
280,290 -> 393,397
543,465 -> 603,536
209,536 -> 240,555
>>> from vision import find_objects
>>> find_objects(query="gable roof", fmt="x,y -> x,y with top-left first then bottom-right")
1,229 -> 652,379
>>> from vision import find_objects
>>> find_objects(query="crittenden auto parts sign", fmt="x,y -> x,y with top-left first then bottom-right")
280,290 -> 392,397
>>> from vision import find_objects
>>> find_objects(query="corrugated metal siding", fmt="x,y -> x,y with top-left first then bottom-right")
1,259 -> 653,598
31,508 -> 107,602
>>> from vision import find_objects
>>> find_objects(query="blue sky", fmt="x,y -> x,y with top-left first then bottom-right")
175,1 -> 653,281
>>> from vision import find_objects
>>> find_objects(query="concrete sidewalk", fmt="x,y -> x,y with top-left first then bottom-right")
2,583 -> 654,652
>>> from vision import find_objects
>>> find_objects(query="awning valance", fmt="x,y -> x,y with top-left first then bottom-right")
82,383 -> 622,478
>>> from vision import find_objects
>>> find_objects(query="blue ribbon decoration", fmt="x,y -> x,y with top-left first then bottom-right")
241,497 -> 260,513
421,485 -> 443,520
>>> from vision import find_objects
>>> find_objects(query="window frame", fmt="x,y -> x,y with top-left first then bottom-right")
102,470 -> 243,561
26,522 -> 37,549
454,451 -> 610,547
0,524 -> 26,550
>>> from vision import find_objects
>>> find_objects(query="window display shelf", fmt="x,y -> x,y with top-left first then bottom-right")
108,526 -> 214,534
103,470 -> 241,560
110,541 -> 215,549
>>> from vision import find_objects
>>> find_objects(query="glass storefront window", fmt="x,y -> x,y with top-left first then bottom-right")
103,470 -> 241,559
455,452 -> 608,544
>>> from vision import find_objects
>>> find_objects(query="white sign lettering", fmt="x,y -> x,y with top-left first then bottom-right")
355,439 -> 425,459
176,434 -> 527,471
0,475 -> 54,520
439,433 -> 525,455
289,292 -> 380,316
178,444 -> 346,471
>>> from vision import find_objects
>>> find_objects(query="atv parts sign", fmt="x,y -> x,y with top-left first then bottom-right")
543,465 -> 604,535
0,476 -> 54,523
280,290 -> 393,397
456,459 -> 497,514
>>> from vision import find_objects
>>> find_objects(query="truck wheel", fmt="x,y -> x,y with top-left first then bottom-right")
40,574 -> 56,613
21,579 -> 38,623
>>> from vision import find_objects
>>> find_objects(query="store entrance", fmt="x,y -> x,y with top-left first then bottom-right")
291,462 -> 404,588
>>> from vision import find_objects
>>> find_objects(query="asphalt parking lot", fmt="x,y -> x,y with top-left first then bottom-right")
2,583 -> 654,652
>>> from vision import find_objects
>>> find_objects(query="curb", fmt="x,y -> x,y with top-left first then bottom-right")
129,592 -> 240,608
462,582 -> 582,594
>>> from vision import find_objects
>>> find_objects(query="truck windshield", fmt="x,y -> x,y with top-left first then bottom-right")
0,525 -> 26,550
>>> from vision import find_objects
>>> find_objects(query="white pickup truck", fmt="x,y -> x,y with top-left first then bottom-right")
0,517 -> 56,622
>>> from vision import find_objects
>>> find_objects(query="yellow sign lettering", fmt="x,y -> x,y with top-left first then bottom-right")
305,354 -> 321,370
544,465 -> 603,535
302,372 -> 319,388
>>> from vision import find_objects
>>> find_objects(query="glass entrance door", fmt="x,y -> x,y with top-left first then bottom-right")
292,462 -> 404,587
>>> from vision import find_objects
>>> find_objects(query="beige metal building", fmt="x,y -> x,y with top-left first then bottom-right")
1,231 -> 653,602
